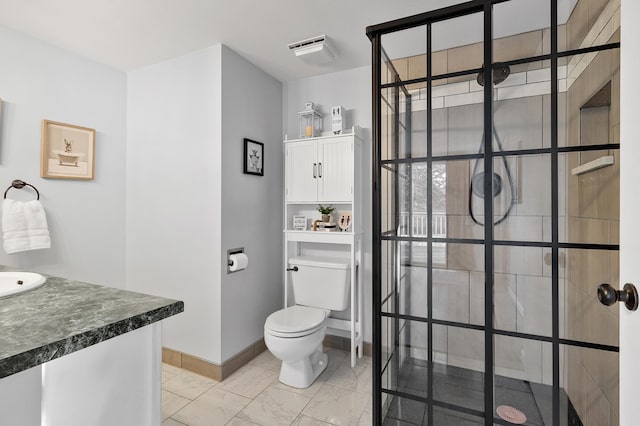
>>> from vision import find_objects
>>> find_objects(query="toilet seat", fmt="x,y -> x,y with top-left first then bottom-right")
265,305 -> 328,338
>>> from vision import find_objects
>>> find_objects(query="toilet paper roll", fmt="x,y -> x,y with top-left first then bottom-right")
228,253 -> 249,272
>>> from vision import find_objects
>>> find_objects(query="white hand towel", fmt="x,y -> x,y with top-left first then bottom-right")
2,199 -> 51,254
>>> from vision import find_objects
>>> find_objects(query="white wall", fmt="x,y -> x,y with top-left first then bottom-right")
126,46 -> 223,363
283,66 -> 373,342
0,25 -> 127,287
284,66 -> 371,141
220,46 -> 283,361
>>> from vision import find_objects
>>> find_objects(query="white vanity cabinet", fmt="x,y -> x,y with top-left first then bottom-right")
285,136 -> 353,203
283,127 -> 366,368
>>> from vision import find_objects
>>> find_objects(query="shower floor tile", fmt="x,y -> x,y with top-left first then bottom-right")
384,358 -> 583,426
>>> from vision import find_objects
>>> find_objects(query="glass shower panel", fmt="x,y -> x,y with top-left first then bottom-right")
432,12 -> 483,77
381,87 -> 399,161
432,407 -> 484,425
561,248 -> 619,347
482,154 -> 552,242
398,92 -> 411,160
433,159 -> 486,239
468,154 -> 552,241
381,25 -> 428,94
494,336 -> 553,425
560,150 -> 619,246
394,320 -> 431,399
406,161 -> 430,240
562,49 -> 620,149
436,160 -> 477,238
381,240 -> 396,315
381,164 -> 397,235
562,0 -> 620,53
438,102 -> 484,156
381,26 -> 428,82
398,242 -> 428,319
406,81 -> 429,159
561,344 -> 619,426
493,0 -> 550,63
433,243 -> 484,325
433,324 -> 485,413
385,394 -> 428,424
404,159 -> 487,241
430,100 -> 449,158
381,85 -> 430,160
381,317 -> 400,420
492,63 -> 551,152
493,246 -> 552,337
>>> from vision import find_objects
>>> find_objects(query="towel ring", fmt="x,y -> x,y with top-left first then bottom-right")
3,180 -> 40,200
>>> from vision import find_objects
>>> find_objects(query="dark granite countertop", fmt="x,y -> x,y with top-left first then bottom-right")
0,266 -> 183,379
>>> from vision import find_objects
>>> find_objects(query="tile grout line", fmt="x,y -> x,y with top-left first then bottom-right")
291,382 -> 329,426
162,388 -> 193,401
160,389 -> 192,422
166,418 -> 188,426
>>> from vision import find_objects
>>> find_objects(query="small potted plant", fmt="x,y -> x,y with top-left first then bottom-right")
317,204 -> 335,222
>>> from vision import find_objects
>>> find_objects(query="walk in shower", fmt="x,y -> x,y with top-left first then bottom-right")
368,0 -> 620,424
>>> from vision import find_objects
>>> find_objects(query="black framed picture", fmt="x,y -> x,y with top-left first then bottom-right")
243,138 -> 264,176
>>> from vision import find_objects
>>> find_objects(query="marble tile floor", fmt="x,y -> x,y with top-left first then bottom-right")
162,348 -> 372,426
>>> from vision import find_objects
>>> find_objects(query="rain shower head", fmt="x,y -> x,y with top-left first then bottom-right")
477,65 -> 511,86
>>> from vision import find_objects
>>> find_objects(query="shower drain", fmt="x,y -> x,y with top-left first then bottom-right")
496,405 -> 527,424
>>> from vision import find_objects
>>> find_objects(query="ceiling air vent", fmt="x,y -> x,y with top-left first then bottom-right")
288,35 -> 338,65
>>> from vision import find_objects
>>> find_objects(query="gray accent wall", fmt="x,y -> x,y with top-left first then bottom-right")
220,45 -> 283,361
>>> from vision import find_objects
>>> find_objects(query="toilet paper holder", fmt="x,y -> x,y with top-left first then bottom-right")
227,247 -> 245,274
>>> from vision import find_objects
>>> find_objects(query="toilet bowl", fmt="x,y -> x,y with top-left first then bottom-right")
264,305 -> 329,388
265,256 -> 350,389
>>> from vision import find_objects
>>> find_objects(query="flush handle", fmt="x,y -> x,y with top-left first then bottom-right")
598,283 -> 639,311
286,266 -> 299,272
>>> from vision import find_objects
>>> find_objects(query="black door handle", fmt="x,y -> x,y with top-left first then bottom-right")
286,266 -> 299,272
598,283 -> 638,311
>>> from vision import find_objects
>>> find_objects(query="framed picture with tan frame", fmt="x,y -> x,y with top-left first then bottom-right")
41,119 -> 95,180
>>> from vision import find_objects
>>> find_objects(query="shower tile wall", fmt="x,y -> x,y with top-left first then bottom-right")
397,78 -> 562,387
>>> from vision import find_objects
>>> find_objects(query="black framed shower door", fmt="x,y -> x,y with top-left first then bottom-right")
368,0 -> 621,425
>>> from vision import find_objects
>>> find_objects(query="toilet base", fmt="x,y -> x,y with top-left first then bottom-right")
278,344 -> 328,389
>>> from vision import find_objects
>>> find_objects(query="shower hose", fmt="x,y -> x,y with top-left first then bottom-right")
468,123 -> 517,226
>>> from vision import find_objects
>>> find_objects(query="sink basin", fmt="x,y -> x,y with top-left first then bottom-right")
0,272 -> 46,298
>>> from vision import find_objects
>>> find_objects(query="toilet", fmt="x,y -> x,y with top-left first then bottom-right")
264,256 -> 350,389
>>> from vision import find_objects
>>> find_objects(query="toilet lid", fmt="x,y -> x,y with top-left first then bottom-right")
265,306 -> 327,335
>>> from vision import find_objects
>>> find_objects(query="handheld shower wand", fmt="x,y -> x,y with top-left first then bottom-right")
468,65 -> 517,227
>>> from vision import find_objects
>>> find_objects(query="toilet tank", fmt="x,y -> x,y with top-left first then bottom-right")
289,256 -> 351,311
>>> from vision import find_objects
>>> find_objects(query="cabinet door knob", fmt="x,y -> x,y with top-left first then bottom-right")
313,163 -> 317,178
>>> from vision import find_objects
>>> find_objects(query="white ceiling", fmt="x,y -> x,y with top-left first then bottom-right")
0,0 -> 577,82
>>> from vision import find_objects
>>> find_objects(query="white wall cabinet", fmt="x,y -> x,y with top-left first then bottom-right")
283,127 -> 365,368
286,136 -> 353,203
